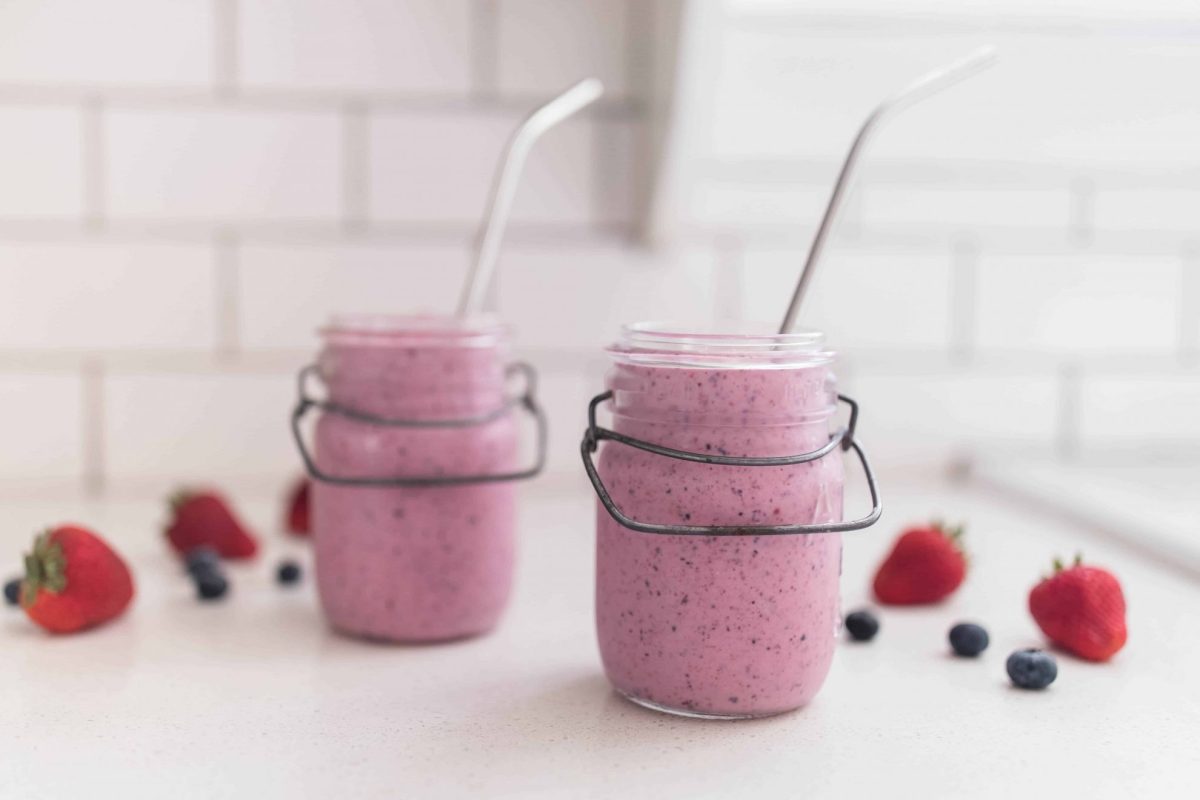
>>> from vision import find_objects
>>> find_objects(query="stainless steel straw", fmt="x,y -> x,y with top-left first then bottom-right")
457,78 -> 605,317
778,47 -> 998,334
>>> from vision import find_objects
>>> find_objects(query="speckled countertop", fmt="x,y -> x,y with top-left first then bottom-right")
0,472 -> 1195,799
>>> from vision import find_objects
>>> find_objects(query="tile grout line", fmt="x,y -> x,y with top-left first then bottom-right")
215,230 -> 240,359
341,101 -> 369,233
949,234 -> 979,366
0,85 -> 643,119
726,10 -> 1200,39
1069,176 -> 1095,247
590,0 -> 650,244
627,0 -> 655,239
81,358 -> 106,496
0,216 -> 1197,257
699,158 -> 1200,190
589,112 -> 608,236
214,0 -> 239,97
1056,362 -> 1083,461
623,0 -> 643,104
82,97 -> 105,230
1180,242 -> 1199,365
470,0 -> 499,102
713,234 -> 745,323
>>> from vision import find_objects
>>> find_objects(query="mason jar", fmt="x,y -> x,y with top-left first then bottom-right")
581,323 -> 880,718
292,314 -> 545,642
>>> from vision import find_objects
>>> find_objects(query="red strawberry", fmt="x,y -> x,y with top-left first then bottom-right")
285,478 -> 310,537
165,489 -> 259,559
21,525 -> 135,634
1029,555 -> 1127,662
872,521 -> 967,605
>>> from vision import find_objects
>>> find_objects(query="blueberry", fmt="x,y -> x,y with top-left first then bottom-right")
195,572 -> 229,601
949,622 -> 990,657
1006,648 -> 1057,690
276,560 -> 302,586
185,546 -> 221,578
844,610 -> 879,642
4,577 -> 21,606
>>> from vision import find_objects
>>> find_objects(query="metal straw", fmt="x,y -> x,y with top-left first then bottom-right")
457,78 -> 605,317
778,46 -> 998,334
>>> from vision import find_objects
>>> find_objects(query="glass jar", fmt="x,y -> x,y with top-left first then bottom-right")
581,323 -> 880,718
292,314 -> 545,642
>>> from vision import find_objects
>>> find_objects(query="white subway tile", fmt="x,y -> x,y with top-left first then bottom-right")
594,119 -> 638,228
741,248 -> 954,350
368,111 -> 506,225
104,371 -> 297,482
1093,188 -> 1200,233
530,365 -> 600,477
237,242 -> 470,350
368,111 -> 593,225
687,180 -> 840,230
505,116 -> 594,225
0,374 -> 83,480
1080,373 -> 1200,445
0,0 -> 212,87
975,254 -> 1180,353
861,186 -> 1071,231
496,0 -> 629,98
0,241 -> 215,349
842,368 -> 1060,461
0,107 -> 84,218
239,0 -> 471,93
705,30 -> 1199,169
105,108 -> 342,222
497,244 -> 719,350
727,0 -> 1200,18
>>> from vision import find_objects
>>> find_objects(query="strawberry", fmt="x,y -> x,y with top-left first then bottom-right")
285,478 -> 310,537
872,521 -> 967,605
165,489 -> 259,560
1029,555 -> 1127,662
21,525 -> 135,634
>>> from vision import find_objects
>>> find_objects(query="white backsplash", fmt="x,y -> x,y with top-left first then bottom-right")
0,0 -> 1196,492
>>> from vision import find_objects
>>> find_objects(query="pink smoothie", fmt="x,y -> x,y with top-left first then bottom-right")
311,316 -> 518,642
595,328 -> 844,717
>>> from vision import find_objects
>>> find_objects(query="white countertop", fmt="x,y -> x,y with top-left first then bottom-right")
972,458 -> 1200,581
1,473 -> 1196,799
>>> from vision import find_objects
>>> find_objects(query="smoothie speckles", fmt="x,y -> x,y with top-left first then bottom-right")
312,318 -> 518,643
595,357 -> 844,717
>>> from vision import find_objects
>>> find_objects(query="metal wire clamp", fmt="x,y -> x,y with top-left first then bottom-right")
580,392 -> 881,535
292,361 -> 547,487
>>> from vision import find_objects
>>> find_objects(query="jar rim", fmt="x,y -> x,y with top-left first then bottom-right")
320,313 -> 509,348
607,321 -> 834,369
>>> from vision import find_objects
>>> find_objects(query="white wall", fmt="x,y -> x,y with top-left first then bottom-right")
659,0 -> 1200,469
0,0 -> 664,493
0,0 -> 1195,495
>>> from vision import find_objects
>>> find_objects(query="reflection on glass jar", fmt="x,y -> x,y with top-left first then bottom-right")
294,314 -> 543,643
584,323 -> 879,718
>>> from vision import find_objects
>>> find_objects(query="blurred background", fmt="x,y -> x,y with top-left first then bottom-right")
0,1 -> 1195,563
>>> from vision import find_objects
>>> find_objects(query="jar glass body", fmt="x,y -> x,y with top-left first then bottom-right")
594,325 -> 844,717
311,315 -> 518,642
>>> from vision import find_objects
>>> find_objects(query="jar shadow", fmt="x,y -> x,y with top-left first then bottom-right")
418,666 -> 806,779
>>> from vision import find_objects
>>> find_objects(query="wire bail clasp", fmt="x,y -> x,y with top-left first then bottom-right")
581,392 -> 881,536
293,361 -> 547,488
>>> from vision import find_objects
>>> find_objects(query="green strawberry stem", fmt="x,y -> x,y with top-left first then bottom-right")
931,520 -> 965,541
22,530 -> 67,607
1051,553 -> 1085,575
168,488 -> 195,513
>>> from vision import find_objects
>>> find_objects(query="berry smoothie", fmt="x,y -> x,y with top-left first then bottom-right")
594,326 -> 844,717
310,315 -> 518,642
